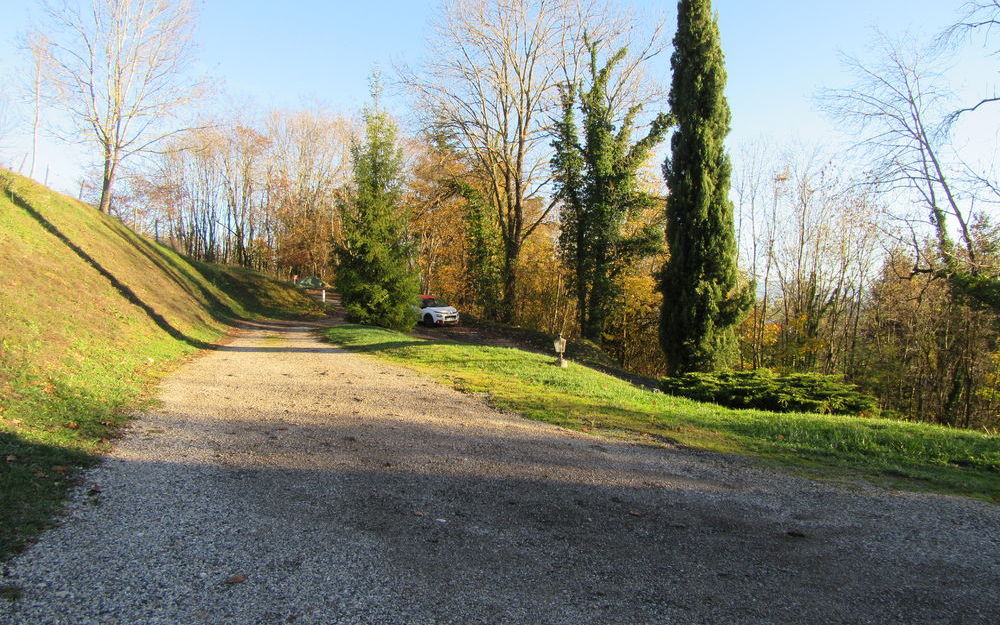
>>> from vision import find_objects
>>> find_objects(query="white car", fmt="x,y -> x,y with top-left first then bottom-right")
416,295 -> 460,326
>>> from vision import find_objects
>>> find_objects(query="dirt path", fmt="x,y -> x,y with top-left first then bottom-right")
2,320 -> 997,624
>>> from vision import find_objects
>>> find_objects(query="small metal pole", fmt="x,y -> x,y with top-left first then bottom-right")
321,289 -> 326,303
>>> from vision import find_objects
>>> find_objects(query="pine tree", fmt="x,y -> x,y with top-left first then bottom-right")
659,0 -> 752,374
334,89 -> 419,332
552,42 -> 672,342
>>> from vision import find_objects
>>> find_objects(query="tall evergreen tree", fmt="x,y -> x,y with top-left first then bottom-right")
334,88 -> 419,332
659,0 -> 752,374
552,42 -> 672,342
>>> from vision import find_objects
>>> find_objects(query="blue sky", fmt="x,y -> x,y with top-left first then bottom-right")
0,0 -> 989,193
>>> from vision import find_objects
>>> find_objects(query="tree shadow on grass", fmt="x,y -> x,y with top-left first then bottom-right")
10,189 -> 218,350
104,223 -> 240,325
0,431 -> 96,560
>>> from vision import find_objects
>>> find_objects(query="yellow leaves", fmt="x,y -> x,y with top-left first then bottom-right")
976,351 -> 1000,404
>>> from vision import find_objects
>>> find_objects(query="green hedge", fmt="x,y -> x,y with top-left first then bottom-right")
659,369 -> 878,415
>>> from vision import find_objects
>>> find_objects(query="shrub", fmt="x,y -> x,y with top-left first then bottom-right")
659,369 -> 878,415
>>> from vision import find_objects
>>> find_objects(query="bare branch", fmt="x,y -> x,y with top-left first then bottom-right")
34,0 -> 204,213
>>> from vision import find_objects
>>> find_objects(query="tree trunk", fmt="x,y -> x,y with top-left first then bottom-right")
500,241 -> 520,324
98,148 -> 117,214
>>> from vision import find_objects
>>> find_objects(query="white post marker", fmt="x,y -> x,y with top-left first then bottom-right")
321,289 -> 326,303
553,334 -> 568,368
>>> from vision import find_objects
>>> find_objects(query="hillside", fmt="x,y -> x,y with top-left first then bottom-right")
0,169 -> 323,557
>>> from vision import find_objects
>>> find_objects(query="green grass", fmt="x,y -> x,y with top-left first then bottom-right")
194,262 -> 325,320
326,324 -> 1000,501
0,169 -> 323,560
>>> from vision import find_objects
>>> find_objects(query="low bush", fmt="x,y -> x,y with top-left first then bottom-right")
659,369 -> 878,415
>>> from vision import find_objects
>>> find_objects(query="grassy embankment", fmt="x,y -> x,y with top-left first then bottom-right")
0,169 -> 323,559
326,324 -> 999,501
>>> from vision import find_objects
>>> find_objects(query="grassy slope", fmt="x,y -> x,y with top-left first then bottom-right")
326,325 -> 1000,501
0,169 -> 322,558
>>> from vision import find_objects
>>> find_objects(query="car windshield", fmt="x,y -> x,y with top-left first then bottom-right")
421,297 -> 447,308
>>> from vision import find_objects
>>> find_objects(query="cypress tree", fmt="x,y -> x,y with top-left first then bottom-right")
334,90 -> 419,332
552,42 -> 672,342
659,0 -> 752,374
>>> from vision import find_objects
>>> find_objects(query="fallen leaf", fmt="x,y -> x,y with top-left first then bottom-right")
628,509 -> 642,517
224,574 -> 247,585
63,422 -> 79,430
4,455 -> 16,463
412,510 -> 424,517
100,421 -> 115,427
51,466 -> 69,475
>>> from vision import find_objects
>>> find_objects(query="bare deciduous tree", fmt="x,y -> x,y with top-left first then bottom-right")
0,93 -> 12,152
34,0 -> 202,213
941,0 -> 1000,50
821,34 -> 999,312
939,1 -> 1000,119
25,32 -> 48,179
733,143 -> 883,372
401,0 -> 665,318
267,108 -> 352,279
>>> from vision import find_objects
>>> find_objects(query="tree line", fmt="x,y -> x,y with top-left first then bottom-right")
8,0 -> 998,429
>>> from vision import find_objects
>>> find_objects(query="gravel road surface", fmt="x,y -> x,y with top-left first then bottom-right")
2,319 -> 998,624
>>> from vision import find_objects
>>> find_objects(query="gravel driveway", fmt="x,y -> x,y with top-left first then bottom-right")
2,319 -> 997,624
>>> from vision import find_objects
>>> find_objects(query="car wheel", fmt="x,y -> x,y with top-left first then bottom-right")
423,314 -> 433,326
